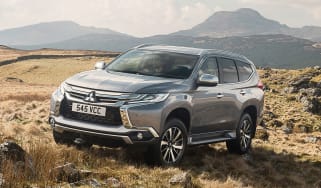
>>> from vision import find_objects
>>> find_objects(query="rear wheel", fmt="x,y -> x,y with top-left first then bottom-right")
226,113 -> 254,154
149,118 -> 187,166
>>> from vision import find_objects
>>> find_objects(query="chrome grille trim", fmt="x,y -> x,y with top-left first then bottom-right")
65,84 -> 144,103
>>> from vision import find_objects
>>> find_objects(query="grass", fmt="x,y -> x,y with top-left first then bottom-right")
0,56 -> 113,85
1,136 -> 320,187
0,54 -> 320,187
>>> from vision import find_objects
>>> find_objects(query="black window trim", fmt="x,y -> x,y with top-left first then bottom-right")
216,56 -> 255,85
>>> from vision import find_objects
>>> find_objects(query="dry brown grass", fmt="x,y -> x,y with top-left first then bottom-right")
0,55 -> 320,187
0,56 -> 113,85
0,45 -> 117,63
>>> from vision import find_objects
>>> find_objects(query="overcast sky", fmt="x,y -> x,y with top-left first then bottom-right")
0,0 -> 320,37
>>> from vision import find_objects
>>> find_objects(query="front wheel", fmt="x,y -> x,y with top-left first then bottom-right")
53,130 -> 73,145
149,118 -> 187,166
226,113 -> 254,154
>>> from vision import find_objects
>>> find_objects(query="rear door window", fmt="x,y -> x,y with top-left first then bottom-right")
217,57 -> 238,83
236,60 -> 253,81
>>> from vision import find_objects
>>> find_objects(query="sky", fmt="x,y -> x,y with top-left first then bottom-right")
0,0 -> 321,37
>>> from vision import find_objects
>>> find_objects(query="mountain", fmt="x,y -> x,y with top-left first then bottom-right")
0,21 -> 128,46
17,33 -> 321,69
2,8 -> 321,68
172,8 -> 321,42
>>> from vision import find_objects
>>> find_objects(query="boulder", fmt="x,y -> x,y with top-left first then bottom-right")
0,141 -> 34,175
284,87 -> 298,94
105,177 -> 122,188
255,129 -> 269,141
169,172 -> 192,187
304,136 -> 319,144
299,88 -> 321,97
289,76 -> 311,88
50,163 -> 80,183
302,97 -> 321,114
272,119 -> 283,127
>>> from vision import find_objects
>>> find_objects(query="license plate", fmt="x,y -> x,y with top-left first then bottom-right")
71,103 -> 106,116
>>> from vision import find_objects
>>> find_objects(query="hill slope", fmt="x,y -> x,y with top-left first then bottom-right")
0,54 -> 320,187
19,34 -> 321,69
0,21 -> 127,46
172,8 -> 321,42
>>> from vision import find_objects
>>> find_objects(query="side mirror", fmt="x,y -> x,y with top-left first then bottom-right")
94,61 -> 106,70
197,74 -> 219,86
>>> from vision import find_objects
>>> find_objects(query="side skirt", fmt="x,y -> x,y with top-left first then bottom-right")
188,130 -> 236,145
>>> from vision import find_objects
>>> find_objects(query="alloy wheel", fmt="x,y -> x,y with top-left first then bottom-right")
240,118 -> 252,150
160,127 -> 185,163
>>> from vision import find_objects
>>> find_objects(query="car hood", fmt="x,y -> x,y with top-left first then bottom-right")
65,70 -> 191,93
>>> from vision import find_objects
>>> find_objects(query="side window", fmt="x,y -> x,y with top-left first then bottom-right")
236,60 -> 253,81
199,57 -> 219,77
217,57 -> 238,83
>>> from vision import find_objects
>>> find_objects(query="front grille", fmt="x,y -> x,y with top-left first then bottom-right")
68,91 -> 120,103
60,99 -> 122,125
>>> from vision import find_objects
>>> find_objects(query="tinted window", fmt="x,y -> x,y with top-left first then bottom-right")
199,57 -> 219,77
107,49 -> 199,79
217,58 -> 238,83
236,61 -> 253,81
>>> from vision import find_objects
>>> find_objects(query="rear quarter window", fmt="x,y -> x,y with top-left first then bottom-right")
236,60 -> 253,81
217,57 -> 238,83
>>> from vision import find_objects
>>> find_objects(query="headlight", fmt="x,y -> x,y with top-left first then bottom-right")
128,93 -> 169,104
56,82 -> 71,97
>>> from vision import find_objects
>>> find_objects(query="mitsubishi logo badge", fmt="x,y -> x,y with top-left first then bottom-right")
84,91 -> 97,102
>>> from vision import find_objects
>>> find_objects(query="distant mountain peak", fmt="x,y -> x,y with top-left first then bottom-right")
0,20 -> 128,46
235,8 -> 261,14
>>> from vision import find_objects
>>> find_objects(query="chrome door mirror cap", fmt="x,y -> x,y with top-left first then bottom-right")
94,61 -> 106,70
197,74 -> 219,86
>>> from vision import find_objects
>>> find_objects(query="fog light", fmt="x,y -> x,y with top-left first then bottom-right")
137,132 -> 143,140
49,118 -> 55,128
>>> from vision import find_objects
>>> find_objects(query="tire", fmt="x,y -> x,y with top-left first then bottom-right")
53,130 -> 73,146
149,118 -> 187,166
226,113 -> 254,154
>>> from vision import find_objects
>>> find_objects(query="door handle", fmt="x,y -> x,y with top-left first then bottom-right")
240,90 -> 246,95
217,93 -> 224,98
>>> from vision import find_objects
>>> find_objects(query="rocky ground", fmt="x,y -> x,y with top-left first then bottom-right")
0,57 -> 320,187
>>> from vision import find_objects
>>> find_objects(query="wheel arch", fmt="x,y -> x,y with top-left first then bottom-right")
242,105 -> 258,137
165,108 -> 191,133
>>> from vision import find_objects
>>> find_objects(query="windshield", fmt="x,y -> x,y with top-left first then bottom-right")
107,49 -> 199,79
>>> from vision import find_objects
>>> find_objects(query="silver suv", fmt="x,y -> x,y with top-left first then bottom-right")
49,45 -> 264,165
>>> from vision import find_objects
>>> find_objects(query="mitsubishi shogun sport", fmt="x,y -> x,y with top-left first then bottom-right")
49,45 -> 264,165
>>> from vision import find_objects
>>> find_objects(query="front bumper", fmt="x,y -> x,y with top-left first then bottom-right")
49,89 -> 162,145
49,115 -> 159,145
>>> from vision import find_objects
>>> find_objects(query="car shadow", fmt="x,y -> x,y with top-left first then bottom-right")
179,144 -> 321,187
81,143 -> 321,187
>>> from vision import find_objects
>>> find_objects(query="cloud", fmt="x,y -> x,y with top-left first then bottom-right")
0,0 -> 219,37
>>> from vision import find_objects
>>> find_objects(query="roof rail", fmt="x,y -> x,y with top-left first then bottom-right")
133,44 -> 155,49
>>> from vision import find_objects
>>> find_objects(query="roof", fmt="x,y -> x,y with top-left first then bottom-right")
136,44 -> 250,63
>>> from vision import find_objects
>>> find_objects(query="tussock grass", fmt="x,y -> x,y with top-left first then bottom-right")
0,138 -> 320,187
0,56 -> 320,187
